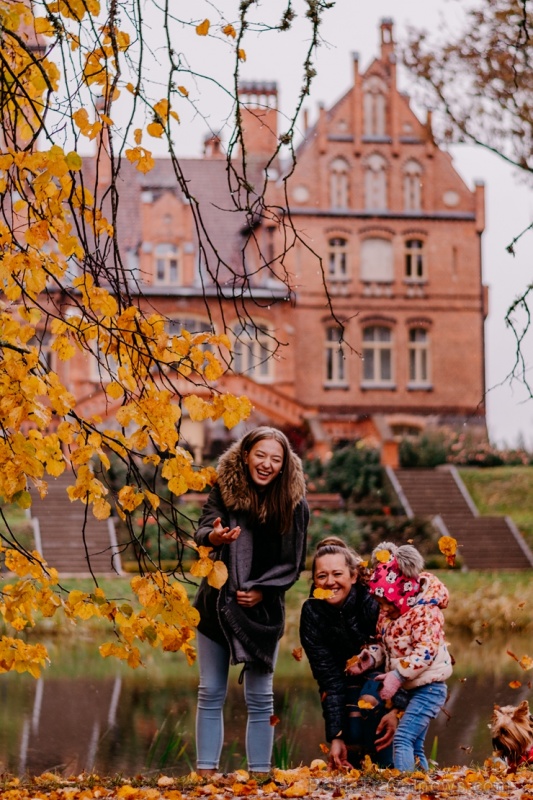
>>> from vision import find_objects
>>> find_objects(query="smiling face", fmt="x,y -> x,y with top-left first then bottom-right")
313,552 -> 357,606
244,437 -> 284,488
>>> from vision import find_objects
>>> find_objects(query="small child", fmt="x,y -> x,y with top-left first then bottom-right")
348,543 -> 452,772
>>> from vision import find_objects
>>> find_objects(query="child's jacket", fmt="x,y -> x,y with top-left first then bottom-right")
368,572 -> 453,690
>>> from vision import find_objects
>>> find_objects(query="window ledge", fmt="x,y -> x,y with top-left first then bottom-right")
403,278 -> 427,285
324,382 -> 350,390
407,383 -> 433,392
360,382 -> 396,391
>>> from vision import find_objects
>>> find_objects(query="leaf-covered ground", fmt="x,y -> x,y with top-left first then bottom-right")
5,761 -> 533,800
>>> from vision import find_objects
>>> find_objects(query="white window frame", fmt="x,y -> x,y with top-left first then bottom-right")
154,243 -> 180,285
408,328 -> 431,387
364,153 -> 388,210
404,239 -> 426,281
403,160 -> 423,211
361,325 -> 394,388
330,158 -> 349,209
232,322 -> 273,382
324,326 -> 348,387
327,237 -> 349,280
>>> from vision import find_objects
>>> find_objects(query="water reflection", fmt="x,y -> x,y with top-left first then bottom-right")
0,634 -> 531,776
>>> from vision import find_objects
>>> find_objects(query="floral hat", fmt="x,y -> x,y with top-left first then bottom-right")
368,557 -> 421,614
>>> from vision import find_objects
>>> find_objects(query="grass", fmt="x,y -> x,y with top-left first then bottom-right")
458,466 -> 533,547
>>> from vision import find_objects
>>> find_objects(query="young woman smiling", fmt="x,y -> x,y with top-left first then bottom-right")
193,427 -> 309,776
299,538 -> 404,770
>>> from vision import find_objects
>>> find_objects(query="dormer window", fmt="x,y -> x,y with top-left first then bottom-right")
154,243 -> 180,285
330,157 -> 349,209
403,160 -> 423,211
363,76 -> 387,137
364,154 -> 388,210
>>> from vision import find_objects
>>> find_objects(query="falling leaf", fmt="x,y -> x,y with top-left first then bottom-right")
270,714 -> 280,726
374,549 -> 391,563
313,587 -> 334,599
222,24 -> 236,38
438,535 -> 457,567
319,743 -> 329,754
476,639 -> 483,645
509,680 -> 522,689
357,699 -> 374,709
292,647 -> 303,662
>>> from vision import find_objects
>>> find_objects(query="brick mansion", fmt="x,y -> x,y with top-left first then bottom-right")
57,19 -> 488,463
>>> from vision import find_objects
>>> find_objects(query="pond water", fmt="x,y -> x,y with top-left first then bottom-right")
0,633 -> 531,777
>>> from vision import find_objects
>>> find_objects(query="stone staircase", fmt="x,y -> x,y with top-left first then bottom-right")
28,471 -> 123,576
388,466 -> 533,570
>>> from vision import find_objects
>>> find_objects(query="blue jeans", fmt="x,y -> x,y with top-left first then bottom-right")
195,631 -> 278,772
393,682 -> 448,771
346,673 -> 394,768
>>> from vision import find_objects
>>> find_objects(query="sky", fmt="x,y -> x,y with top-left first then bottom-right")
106,0 -> 533,447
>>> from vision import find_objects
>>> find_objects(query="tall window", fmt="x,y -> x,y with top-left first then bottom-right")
408,328 -> 431,386
328,237 -> 348,279
364,153 -> 387,210
325,327 -> 347,386
362,326 -> 393,386
167,318 -> 214,373
403,160 -> 423,211
154,243 -> 180,285
404,239 -> 425,280
363,76 -> 387,137
31,330 -> 54,373
360,238 -> 393,282
330,158 -> 349,209
232,322 -> 273,381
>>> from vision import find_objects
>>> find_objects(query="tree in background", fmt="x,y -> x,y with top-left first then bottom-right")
401,0 -> 533,395
0,0 -> 334,674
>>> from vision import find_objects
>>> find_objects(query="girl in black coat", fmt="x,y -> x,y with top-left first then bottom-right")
300,537 -> 401,769
193,427 -> 309,776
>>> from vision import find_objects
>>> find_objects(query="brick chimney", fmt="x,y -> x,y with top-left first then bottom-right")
237,81 -> 279,157
203,133 -> 224,158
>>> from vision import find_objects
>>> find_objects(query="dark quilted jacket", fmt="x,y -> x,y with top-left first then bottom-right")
299,583 -> 380,742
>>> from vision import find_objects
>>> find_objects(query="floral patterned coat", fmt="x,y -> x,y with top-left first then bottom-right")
368,572 -> 453,690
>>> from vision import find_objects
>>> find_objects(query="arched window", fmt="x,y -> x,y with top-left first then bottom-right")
408,328 -> 431,386
404,239 -> 426,280
154,243 -> 180,285
362,325 -> 394,386
232,322 -> 273,381
330,158 -> 349,209
360,237 -> 393,283
403,160 -> 423,211
363,76 -> 387,137
328,237 -> 349,279
364,153 -> 387,210
325,326 -> 347,386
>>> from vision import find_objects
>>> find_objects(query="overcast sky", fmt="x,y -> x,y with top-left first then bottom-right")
136,0 -> 533,447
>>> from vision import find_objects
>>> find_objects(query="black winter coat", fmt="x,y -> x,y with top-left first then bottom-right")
299,583 -> 379,742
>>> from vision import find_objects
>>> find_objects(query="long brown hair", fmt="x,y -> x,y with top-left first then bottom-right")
241,426 -> 299,534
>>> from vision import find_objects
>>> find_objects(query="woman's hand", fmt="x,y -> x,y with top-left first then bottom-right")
375,709 -> 399,751
236,589 -> 263,607
208,517 -> 241,547
328,738 -> 351,770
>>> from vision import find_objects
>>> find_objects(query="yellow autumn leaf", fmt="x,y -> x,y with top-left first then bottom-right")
375,549 -> 391,563
237,48 -> 246,62
313,587 -> 334,600
223,24 -> 236,38
147,121 -> 164,138
106,381 -> 124,399
196,18 -> 210,35
357,699 -> 374,709
207,560 -> 228,589
177,85 -> 189,96
281,779 -> 309,797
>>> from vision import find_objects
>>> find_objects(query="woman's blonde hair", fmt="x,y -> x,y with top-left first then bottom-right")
311,536 -> 362,579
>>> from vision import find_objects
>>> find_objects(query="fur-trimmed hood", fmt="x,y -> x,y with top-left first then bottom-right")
216,437 -> 306,513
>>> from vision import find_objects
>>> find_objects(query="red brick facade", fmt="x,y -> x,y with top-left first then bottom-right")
60,20 -> 488,463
